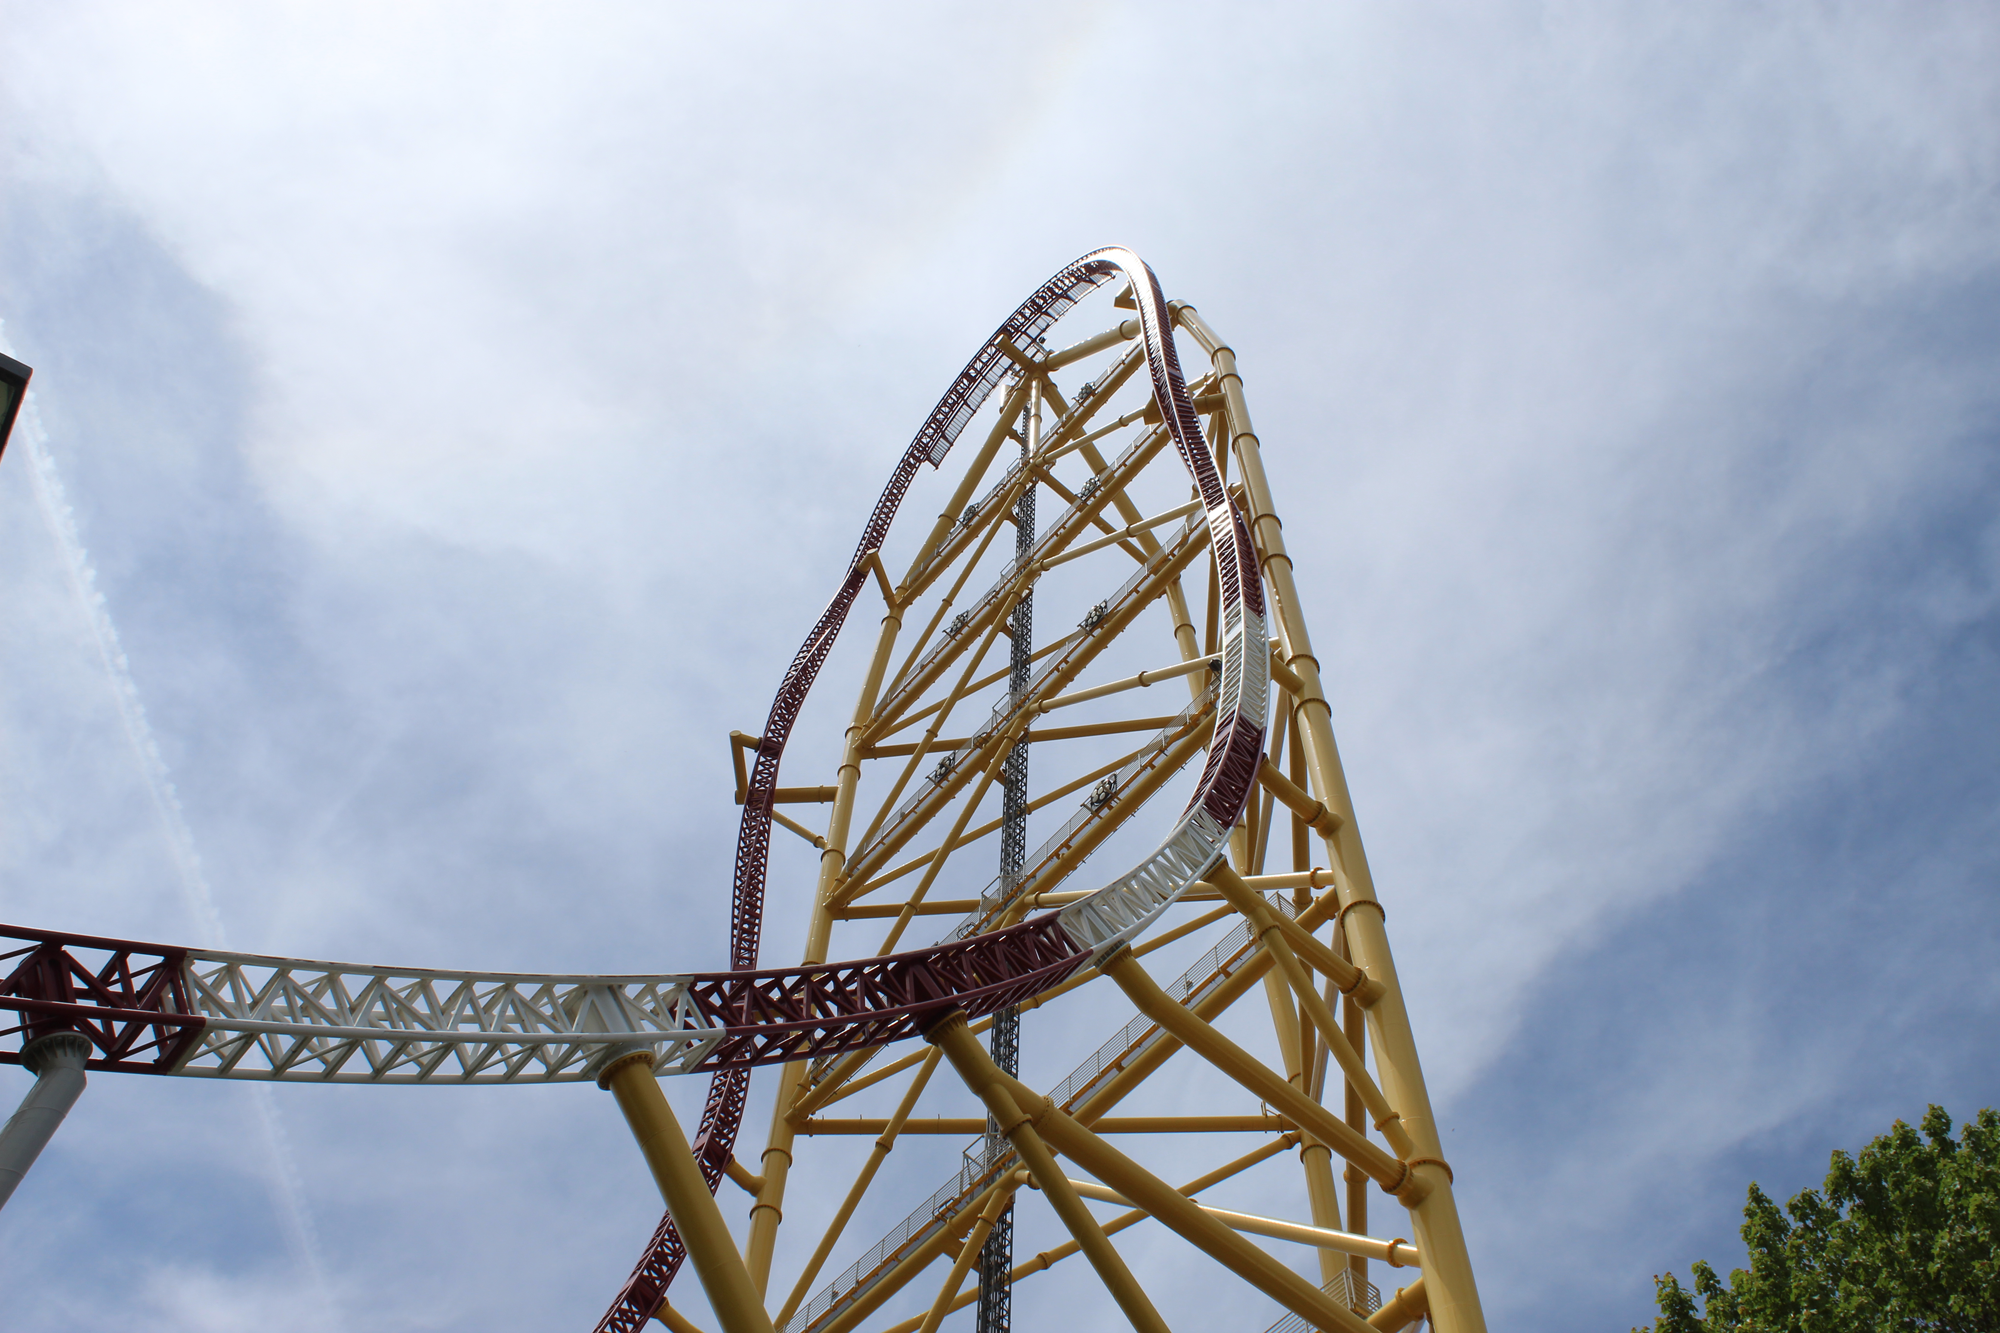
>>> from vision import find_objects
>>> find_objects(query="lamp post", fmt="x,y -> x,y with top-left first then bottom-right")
0,351 -> 31,458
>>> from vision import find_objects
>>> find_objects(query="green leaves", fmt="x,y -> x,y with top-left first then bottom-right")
1635,1106 -> 2000,1333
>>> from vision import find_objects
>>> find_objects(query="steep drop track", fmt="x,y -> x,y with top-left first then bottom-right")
596,247 -> 1268,1331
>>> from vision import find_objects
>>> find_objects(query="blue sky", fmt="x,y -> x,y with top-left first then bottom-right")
2,4 -> 1997,1331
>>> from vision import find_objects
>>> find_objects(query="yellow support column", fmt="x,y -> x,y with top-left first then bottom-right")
938,1017 -> 1376,1333
745,598 -> 904,1293
924,1010 -> 1171,1333
1099,947 -> 1407,1190
599,1052 -> 775,1333
1370,1277 -> 1429,1330
916,1170 -> 1027,1333
655,1302 -> 711,1333
1238,835 -> 1350,1290
1180,304 -> 1486,1333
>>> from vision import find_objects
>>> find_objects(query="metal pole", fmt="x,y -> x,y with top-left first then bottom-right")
919,1170 -> 1026,1333
925,1011 -> 1169,1333
0,1031 -> 92,1211
980,376 -> 1038,1333
599,1051 -> 776,1333
1179,304 -> 1486,1333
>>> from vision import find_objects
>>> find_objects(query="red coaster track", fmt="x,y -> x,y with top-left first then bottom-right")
594,248 -> 1267,1332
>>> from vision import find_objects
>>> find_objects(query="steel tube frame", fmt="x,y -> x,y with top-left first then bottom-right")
925,1010 -> 1169,1333
920,1170 -> 1027,1333
1100,946 -> 1409,1190
772,1046 -> 939,1329
0,254 -> 1484,1333
945,1023 -> 1374,1333
1370,1278 -> 1428,1331
877,1134 -> 1302,1333
1179,303 -> 1486,1333
0,1032 -> 91,1211
600,1052 -> 775,1333
1063,1178 -> 1420,1267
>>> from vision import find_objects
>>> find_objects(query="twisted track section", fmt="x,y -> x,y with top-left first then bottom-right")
597,247 -> 1269,1330
0,248 -> 1268,1332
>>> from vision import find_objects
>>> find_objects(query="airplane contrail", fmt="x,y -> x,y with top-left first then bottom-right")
8,354 -> 346,1331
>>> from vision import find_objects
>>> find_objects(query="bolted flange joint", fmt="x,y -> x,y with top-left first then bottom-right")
594,1047 -> 656,1090
21,1031 -> 92,1076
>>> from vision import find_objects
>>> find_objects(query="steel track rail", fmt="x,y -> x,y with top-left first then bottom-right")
0,248 -> 1267,1332
598,247 -> 1270,1332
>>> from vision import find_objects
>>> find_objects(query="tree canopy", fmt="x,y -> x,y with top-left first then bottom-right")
1641,1105 -> 1999,1332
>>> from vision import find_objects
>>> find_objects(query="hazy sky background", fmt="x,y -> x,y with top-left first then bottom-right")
3,4 -> 1998,1331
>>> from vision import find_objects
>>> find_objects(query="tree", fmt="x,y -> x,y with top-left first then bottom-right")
1640,1105 -> 1999,1333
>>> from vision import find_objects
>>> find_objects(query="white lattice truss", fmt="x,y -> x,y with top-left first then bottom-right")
169,956 -> 723,1084
149,492 -> 1269,1087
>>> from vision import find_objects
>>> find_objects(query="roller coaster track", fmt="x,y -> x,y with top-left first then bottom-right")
6,248 -> 1485,1333
1,249 -> 1297,1330
597,247 -> 1268,1332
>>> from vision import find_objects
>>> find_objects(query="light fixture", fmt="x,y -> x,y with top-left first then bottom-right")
0,351 -> 31,459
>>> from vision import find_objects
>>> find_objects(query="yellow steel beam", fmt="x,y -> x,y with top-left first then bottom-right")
863,712 -> 1187,759
1231,815 -> 1347,1290
877,1133 -> 1302,1333
844,579 -> 1022,884
735,786 -> 836,805
1043,318 -> 1142,371
1253,696 -> 1287,877
817,1175 -> 1000,1333
799,1114 -> 1287,1135
1033,657 -> 1215,714
1257,753 -> 1342,837
925,1011 -> 1170,1333
1346,967 -> 1373,1295
955,1042 -> 1373,1333
1372,1277 -> 1429,1329
1209,865 -> 1413,1157
1031,498 -> 1204,574
723,1156 -> 765,1196
863,633 -> 1078,744
1180,302 -> 1484,1333
1070,881 -> 1345,1127
1033,462 -> 1151,564
871,422 -> 1169,743
981,714 -> 1213,927
767,807 -> 828,851
599,1053 -> 775,1333
742,594 -> 906,1298
841,725 -> 1198,905
860,455 -> 1199,828
875,473 -> 1019,741
654,1302 -> 712,1333
772,1046 -> 940,1330
1063,1179 -> 1421,1267
876,710 -> 1026,953
834,899 -> 979,919
796,902 -> 1236,1116
915,1170 -> 1029,1333
1099,946 -> 1412,1193
895,377 -> 1031,603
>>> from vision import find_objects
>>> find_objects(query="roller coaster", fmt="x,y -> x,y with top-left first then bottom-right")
0,250 -> 1483,1333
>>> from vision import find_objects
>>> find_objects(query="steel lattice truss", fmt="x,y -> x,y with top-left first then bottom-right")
2,248 -> 1483,1333
0,930 -> 725,1083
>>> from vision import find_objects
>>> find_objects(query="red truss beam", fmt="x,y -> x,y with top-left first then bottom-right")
0,926 -> 205,1074
683,916 -> 1090,1071
598,246 -> 1269,1332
